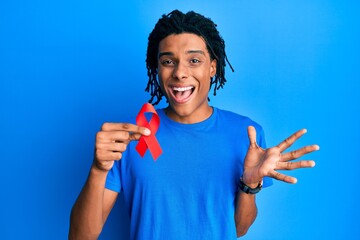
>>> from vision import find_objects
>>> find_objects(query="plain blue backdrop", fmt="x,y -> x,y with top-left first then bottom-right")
1,0 -> 359,239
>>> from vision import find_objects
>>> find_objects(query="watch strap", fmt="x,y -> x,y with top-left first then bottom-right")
238,178 -> 262,194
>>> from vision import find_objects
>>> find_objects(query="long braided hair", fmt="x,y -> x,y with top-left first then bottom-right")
145,10 -> 234,105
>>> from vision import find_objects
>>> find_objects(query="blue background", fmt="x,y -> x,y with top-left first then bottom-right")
1,0 -> 359,239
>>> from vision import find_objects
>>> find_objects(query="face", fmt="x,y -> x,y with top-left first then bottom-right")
157,33 -> 217,123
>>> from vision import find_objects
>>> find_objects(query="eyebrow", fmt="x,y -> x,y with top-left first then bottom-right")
158,50 -> 206,58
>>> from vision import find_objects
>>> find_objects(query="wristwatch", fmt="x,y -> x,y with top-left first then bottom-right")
238,178 -> 262,194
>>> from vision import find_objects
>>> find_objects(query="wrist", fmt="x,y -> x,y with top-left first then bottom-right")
244,181 -> 261,189
242,172 -> 263,188
85,164 -> 109,189
92,157 -> 114,172
238,177 -> 263,194
91,162 -> 110,177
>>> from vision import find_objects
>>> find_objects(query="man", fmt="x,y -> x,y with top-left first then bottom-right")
69,10 -> 319,239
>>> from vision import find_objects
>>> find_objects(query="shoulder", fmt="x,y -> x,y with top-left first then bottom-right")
215,107 -> 267,147
215,107 -> 263,131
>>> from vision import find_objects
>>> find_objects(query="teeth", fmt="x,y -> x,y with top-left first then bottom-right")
173,86 -> 194,92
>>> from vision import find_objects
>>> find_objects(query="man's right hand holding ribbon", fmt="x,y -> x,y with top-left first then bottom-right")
94,123 -> 151,172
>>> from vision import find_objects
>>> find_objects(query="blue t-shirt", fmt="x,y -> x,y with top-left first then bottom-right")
105,107 -> 272,239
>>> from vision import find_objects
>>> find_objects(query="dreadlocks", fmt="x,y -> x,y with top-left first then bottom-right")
145,10 -> 234,105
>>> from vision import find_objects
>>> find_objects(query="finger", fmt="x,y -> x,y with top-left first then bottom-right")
129,133 -> 142,141
96,142 -> 127,152
95,149 -> 122,161
269,170 -> 298,184
281,145 -> 320,161
96,131 -> 131,143
101,122 -> 151,136
276,160 -> 316,170
277,129 -> 307,152
247,126 -> 257,148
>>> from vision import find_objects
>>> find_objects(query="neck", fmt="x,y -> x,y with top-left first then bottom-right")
164,105 -> 213,124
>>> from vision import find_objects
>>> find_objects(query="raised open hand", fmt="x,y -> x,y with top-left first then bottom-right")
242,126 -> 319,186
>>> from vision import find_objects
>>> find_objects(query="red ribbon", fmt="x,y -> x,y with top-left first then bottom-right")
135,103 -> 162,161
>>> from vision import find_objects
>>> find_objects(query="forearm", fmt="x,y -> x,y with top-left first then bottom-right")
69,165 -> 108,240
234,191 -> 257,237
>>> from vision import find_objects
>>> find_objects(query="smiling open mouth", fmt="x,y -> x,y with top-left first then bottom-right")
170,86 -> 195,103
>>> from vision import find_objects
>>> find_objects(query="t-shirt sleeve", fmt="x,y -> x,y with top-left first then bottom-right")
256,126 -> 273,188
105,160 -> 122,193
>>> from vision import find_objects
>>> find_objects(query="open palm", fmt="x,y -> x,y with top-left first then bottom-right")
242,126 -> 319,186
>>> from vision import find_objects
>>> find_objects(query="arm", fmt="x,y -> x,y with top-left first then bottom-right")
234,190 -> 257,237
234,126 -> 319,237
69,166 -> 118,239
69,123 -> 150,239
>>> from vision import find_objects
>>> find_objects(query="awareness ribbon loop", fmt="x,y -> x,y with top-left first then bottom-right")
135,103 -> 162,161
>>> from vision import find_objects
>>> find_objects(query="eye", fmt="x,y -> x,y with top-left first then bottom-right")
190,59 -> 201,64
161,59 -> 174,65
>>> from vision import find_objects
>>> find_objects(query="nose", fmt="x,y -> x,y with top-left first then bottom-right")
172,62 -> 189,80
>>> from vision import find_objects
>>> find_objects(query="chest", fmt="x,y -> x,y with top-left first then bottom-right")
122,126 -> 246,194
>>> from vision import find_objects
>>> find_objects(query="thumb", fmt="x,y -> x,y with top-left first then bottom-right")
247,126 -> 257,148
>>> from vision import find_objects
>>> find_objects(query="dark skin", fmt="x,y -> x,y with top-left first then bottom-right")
243,127 -> 318,186
69,123 -> 150,239
236,126 -> 318,236
69,33 -> 319,239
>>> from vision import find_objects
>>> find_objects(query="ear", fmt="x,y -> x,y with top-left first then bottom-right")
210,59 -> 217,77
